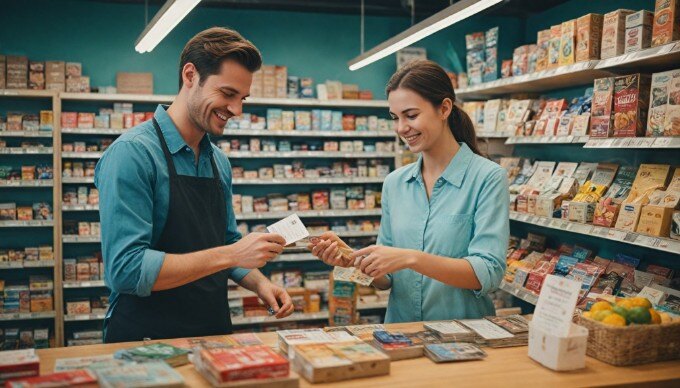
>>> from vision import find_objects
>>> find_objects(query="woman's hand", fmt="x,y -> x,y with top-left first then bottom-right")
350,245 -> 417,279
307,231 -> 354,267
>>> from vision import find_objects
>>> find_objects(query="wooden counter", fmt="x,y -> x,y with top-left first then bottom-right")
36,321 -> 680,387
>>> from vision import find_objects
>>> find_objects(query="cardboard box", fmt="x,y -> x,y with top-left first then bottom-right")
590,77 -> 615,137
528,322 -> 588,371
66,76 -> 90,93
0,55 -> 5,89
647,69 -> 680,136
593,166 -> 638,227
262,65 -> 276,98
601,9 -> 635,59
66,62 -> 82,77
625,10 -> 654,53
652,0 -> 680,47
28,62 -> 45,90
663,69 -> 680,136
6,55 -> 28,89
536,29 -> 551,72
559,20 -> 577,66
483,99 -> 502,133
576,14 -> 604,62
275,66 -> 287,99
671,211 -> 680,240
548,25 -> 562,69
250,69 -> 263,97
613,74 -> 651,137
116,72 -> 153,94
637,205 -> 674,236
614,164 -> 672,230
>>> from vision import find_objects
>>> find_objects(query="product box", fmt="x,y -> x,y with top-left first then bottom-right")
652,0 -> 680,47
66,76 -> 90,93
28,62 -> 45,90
326,80 -> 342,100
615,164 -> 672,231
593,166 -> 638,227
275,66 -> 288,99
613,73 -> 651,137
636,168 -> 680,236
262,65 -> 276,98
484,46 -> 498,82
250,69 -> 263,97
663,69 -> 680,136
625,10 -> 654,53
601,9 -> 635,59
559,20 -> 577,66
576,13 -> 604,62
66,62 -> 82,77
647,69 -> 680,136
116,72 -> 153,94
483,99 -> 502,133
671,211 -> 680,240
548,25 -> 562,69
590,77 -> 615,137
6,55 -> 28,89
0,55 -> 5,89
512,46 -> 529,77
45,61 -> 65,91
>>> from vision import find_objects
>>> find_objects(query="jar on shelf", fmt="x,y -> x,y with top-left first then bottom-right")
85,162 -> 96,177
62,162 -> 73,177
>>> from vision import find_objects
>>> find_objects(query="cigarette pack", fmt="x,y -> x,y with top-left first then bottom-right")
613,73 -> 651,137
548,25 -> 562,69
601,9 -> 635,59
652,0 -> 680,46
0,349 -> 40,383
625,10 -> 654,53
590,77 -> 615,137
559,20 -> 576,66
576,13 -> 604,62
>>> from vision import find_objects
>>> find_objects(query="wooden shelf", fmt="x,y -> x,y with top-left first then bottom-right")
63,280 -> 106,289
60,92 -> 174,104
0,311 -> 56,321
235,209 -> 381,221
226,151 -> 396,159
0,260 -> 55,269
0,89 -> 56,99
0,147 -> 53,155
0,131 -> 53,138
506,136 -> 590,145
233,177 -> 385,185
584,137 -> 680,149
0,180 -> 53,187
0,220 -> 54,228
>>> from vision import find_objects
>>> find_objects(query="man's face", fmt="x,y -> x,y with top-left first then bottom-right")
186,60 -> 253,137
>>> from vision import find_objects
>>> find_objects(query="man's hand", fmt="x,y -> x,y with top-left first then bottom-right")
307,231 -> 353,267
222,233 -> 286,269
256,281 -> 294,319
350,245 -> 417,279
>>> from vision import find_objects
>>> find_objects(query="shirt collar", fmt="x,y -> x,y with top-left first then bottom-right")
404,142 -> 473,188
154,104 -> 213,156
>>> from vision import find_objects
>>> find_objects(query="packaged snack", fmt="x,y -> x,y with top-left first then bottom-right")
590,77 -> 615,137
548,25 -> 561,69
576,13 -> 604,62
613,73 -> 651,137
647,69 -> 680,136
559,19 -> 576,66
601,9 -> 635,59
625,10 -> 654,53
652,0 -> 680,47
663,68 -> 680,136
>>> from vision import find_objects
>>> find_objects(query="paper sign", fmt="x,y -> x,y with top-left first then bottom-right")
637,286 -> 666,305
266,214 -> 309,245
532,275 -> 581,337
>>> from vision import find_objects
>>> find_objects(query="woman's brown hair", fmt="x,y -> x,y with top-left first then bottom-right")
385,59 -> 481,155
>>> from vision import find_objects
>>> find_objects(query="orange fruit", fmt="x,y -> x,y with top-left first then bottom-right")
602,313 -> 627,327
590,301 -> 613,314
616,299 -> 634,309
629,297 -> 653,309
649,309 -> 661,324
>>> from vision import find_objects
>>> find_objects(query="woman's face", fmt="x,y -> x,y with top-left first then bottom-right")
388,88 -> 451,154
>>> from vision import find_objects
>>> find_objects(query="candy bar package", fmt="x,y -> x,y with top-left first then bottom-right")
613,74 -> 651,137
625,10 -> 654,53
576,13 -> 604,62
465,32 -> 485,51
648,69 -> 680,136
601,9 -> 635,59
512,45 -> 529,76
559,19 -> 576,66
652,0 -> 680,47
590,77 -> 616,137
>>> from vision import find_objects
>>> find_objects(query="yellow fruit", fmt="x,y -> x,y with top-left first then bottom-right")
649,309 -> 661,324
582,311 -> 592,319
602,313 -> 627,327
629,297 -> 653,309
590,301 -> 613,314
616,299 -> 634,309
659,312 -> 672,324
593,310 -> 613,322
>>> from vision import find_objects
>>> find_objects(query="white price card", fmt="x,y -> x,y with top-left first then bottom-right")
533,275 -> 581,337
460,319 -> 514,340
267,214 -> 309,245
639,138 -> 655,148
636,286 -> 666,305
653,137 -> 672,147
585,139 -> 597,148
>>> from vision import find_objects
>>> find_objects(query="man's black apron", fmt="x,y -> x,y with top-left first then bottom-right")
105,118 -> 232,342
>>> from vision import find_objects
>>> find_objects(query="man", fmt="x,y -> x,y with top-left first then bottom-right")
95,27 -> 294,343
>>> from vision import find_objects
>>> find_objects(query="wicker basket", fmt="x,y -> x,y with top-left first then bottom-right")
577,316 -> 680,366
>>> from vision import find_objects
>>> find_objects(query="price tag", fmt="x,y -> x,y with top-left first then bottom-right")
606,229 -> 627,241
549,219 -> 561,228
654,137 -> 672,147
584,139 -> 597,148
602,138 -> 615,148
519,214 -> 530,222
549,136 -> 559,143
539,136 -> 550,143
619,138 -> 632,147
638,138 -> 654,147
565,222 -> 575,231
565,136 -> 574,143
528,216 -> 538,224
541,218 -> 552,227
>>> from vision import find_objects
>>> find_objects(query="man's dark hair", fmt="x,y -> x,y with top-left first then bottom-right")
179,27 -> 262,90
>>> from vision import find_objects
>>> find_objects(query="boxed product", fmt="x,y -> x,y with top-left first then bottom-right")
28,62 -> 45,90
483,99 -> 502,133
559,19 -> 576,66
602,9 -> 636,59
590,77 -> 616,137
6,56 -> 28,89
484,46 -> 498,82
613,73 -> 651,137
536,29 -> 551,71
512,45 -> 529,76
576,13 -> 604,62
569,163 -> 619,223
250,69 -> 263,97
0,55 -> 5,89
66,62 -> 82,77
45,61 -> 65,91
66,76 -> 90,93
636,168 -> 680,236
0,203 -> 17,220
548,25 -> 562,69
293,342 -> 390,383
647,69 -> 679,136
652,0 -> 680,46
593,166 -> 638,227
663,68 -> 680,136
116,72 -> 153,94
625,10 -> 654,53
275,66 -> 288,99
466,50 -> 485,85
615,164 -> 672,231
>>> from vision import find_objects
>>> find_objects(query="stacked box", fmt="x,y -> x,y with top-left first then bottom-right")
664,68 -> 680,136
559,19 -> 576,66
652,0 -> 680,46
45,61 -> 65,91
28,62 -> 45,90
275,66 -> 287,99
6,56 -> 28,89
601,9 -> 635,59
0,55 -> 5,88
262,65 -> 276,98
615,164 -> 672,231
548,25 -> 561,69
287,76 -> 299,99
612,73 -> 651,137
590,77 -> 615,137
300,77 -> 314,98
625,10 -> 654,53
250,69 -> 263,97
536,30 -> 551,71
576,14 -> 604,62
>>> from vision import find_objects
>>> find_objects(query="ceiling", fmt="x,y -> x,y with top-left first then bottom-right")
76,0 -> 571,18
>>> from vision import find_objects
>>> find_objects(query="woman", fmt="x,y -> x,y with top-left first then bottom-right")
310,60 -> 509,323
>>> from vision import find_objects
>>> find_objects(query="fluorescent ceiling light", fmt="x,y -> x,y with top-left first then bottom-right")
348,0 -> 504,71
135,0 -> 201,53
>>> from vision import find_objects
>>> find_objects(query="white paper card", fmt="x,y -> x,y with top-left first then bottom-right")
460,319 -> 514,339
533,275 -> 581,337
637,286 -> 666,305
424,321 -> 472,335
266,214 -> 309,245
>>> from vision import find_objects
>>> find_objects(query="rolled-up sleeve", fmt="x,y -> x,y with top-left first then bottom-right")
463,169 -> 509,297
95,141 -> 164,297
219,154 -> 250,283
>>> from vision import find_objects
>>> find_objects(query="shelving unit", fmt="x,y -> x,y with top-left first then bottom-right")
0,260 -> 55,269
0,180 -> 54,187
235,209 -> 382,221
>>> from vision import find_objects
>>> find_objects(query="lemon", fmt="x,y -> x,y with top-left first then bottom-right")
590,301 -> 613,314
649,309 -> 661,325
593,310 -> 613,322
629,297 -> 652,309
628,307 -> 652,324
582,311 -> 592,319
616,299 -> 634,309
602,313 -> 627,327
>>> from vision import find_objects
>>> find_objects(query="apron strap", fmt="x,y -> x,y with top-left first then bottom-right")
152,118 -> 178,177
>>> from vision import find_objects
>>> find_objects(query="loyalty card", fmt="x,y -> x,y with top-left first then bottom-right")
267,214 -> 309,245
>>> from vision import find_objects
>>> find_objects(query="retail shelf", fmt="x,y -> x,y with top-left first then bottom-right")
0,311 -> 56,321
357,300 -> 389,310
226,151 -> 396,159
231,311 -> 329,326
233,177 -> 385,185
0,131 -> 53,138
0,89 -> 56,99
60,92 -> 174,104
64,313 -> 106,322
331,230 -> 379,238
476,131 -> 514,139
62,204 -> 99,211
0,180 -> 53,187
505,136 -> 590,145
456,61 -> 608,99
235,209 -> 381,221
0,147 -> 53,155
62,127 -> 128,135
62,235 -> 101,243
0,260 -> 55,269
63,280 -> 106,289
0,220 -> 54,228
584,137 -> 680,149
62,177 -> 95,184
222,129 -> 395,138
62,152 -> 104,159
595,41 -> 680,72
244,97 -> 389,108
273,253 -> 317,262
499,281 -> 538,305
509,211 -> 680,255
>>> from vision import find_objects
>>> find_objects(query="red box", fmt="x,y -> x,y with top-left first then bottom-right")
61,112 -> 78,129
613,73 -> 651,137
